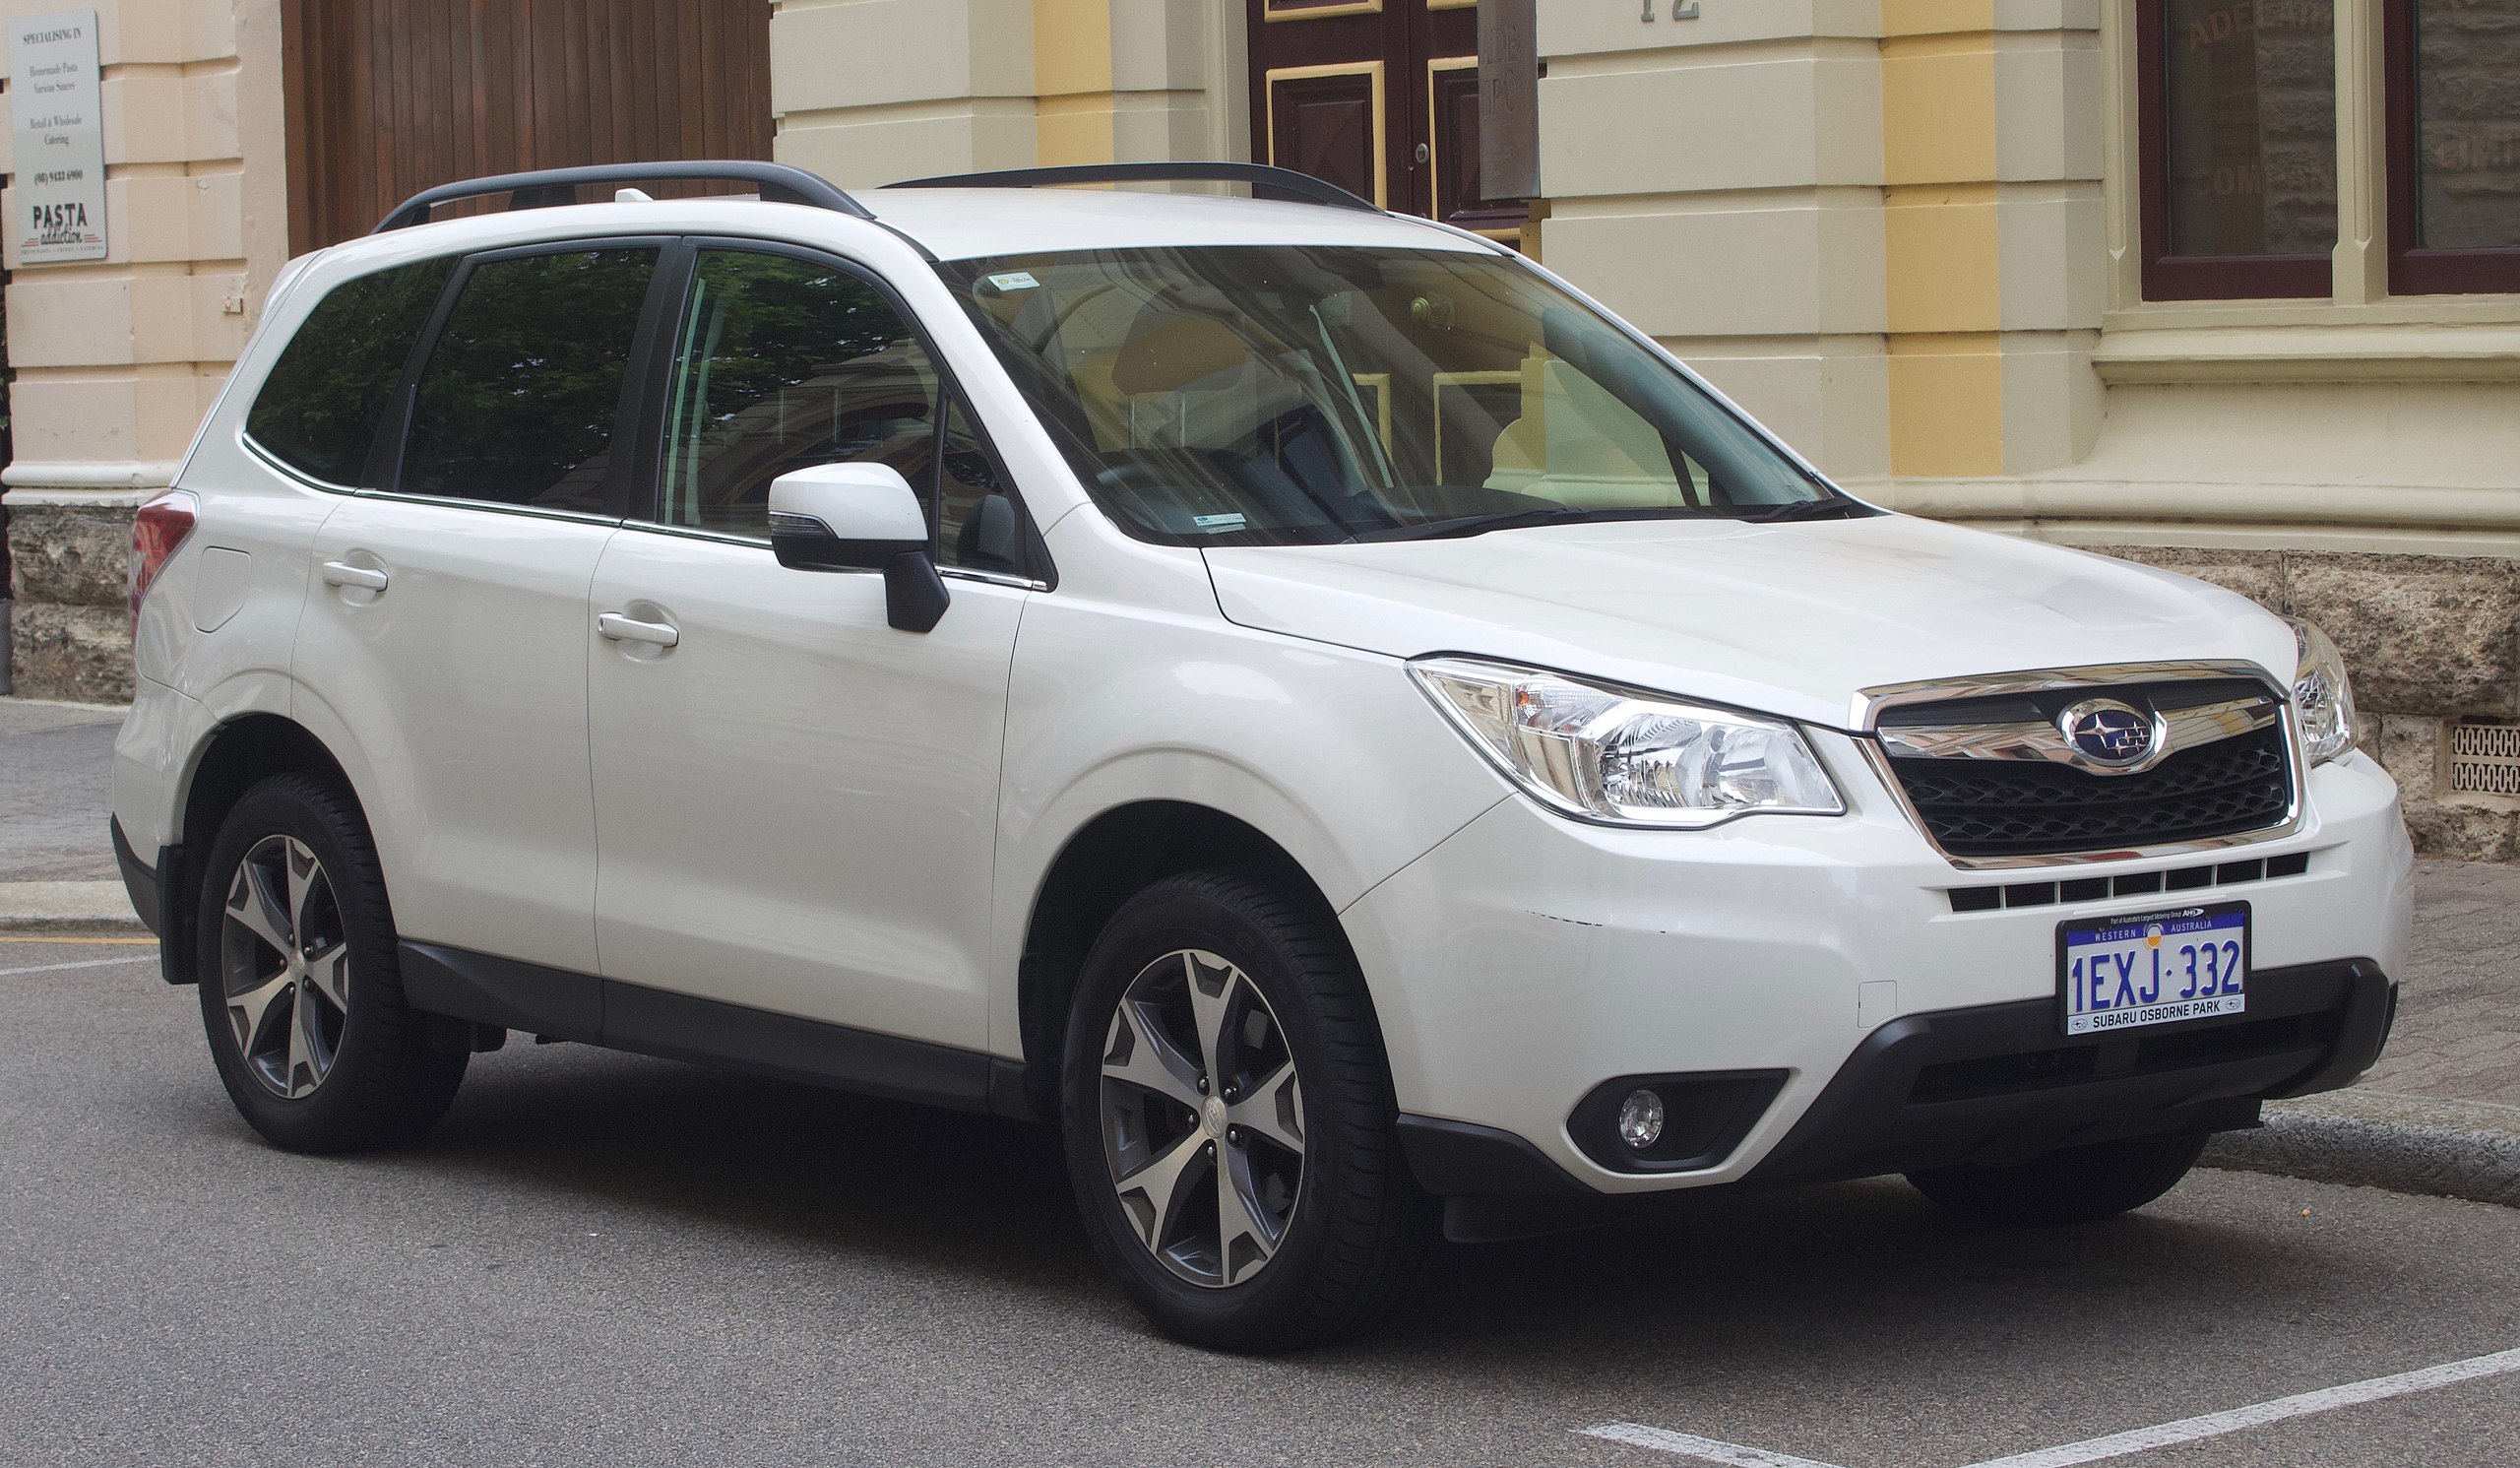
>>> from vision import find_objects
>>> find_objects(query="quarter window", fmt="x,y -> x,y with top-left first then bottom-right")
399,247 -> 660,512
244,257 -> 453,485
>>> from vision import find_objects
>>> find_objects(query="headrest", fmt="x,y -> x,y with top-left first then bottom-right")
1109,316 -> 1253,395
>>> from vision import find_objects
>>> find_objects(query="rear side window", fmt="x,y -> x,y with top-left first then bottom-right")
399,247 -> 660,513
244,257 -> 453,486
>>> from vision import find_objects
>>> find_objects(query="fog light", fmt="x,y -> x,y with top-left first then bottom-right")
1617,1088 -> 1666,1151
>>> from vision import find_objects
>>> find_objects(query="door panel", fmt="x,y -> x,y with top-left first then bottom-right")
586,531 -> 1023,1049
297,501 -> 616,974
1267,65 -> 1388,207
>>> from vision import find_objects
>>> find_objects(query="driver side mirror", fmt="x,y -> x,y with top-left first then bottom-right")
768,462 -> 950,634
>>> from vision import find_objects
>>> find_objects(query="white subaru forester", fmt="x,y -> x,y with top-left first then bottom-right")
112,161 -> 2413,1351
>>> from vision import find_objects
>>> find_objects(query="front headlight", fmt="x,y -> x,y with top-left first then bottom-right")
2286,617 -> 2359,765
1409,657 -> 1844,828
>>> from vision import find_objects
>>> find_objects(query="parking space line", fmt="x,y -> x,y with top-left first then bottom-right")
0,934 -> 157,945
0,956 -> 158,978
1581,1424 -> 1847,1468
1582,1344 -> 2520,1468
1961,1345 -> 2520,1468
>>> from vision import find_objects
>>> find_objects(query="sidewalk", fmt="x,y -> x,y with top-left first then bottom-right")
0,698 -> 132,926
2,694 -> 2514,1203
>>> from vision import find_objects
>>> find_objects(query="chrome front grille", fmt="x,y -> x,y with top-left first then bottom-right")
1860,664 -> 2302,868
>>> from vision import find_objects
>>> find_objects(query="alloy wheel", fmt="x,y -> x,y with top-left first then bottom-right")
219,834 -> 351,1099
1099,948 -> 1307,1289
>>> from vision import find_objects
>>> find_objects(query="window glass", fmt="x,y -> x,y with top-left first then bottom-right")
937,396 -> 1025,574
245,257 -> 453,485
2413,0 -> 2520,251
2164,0 -> 2338,258
940,246 -> 1821,548
400,247 -> 659,512
659,250 -> 939,537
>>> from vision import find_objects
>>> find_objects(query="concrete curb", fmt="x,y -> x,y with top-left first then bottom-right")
0,880 -> 143,931
2203,1089 -> 2520,1209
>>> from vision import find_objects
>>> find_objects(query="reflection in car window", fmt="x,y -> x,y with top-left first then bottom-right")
660,250 -> 940,537
940,245 -> 1839,546
400,247 -> 659,512
245,256 -> 454,486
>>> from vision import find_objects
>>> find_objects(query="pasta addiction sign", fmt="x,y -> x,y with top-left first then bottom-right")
11,9 -> 105,263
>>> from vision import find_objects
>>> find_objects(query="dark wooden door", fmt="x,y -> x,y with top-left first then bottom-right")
283,0 -> 773,252
1246,0 -> 1527,241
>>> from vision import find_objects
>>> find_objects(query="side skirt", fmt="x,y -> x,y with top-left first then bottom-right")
398,940 -> 1023,1117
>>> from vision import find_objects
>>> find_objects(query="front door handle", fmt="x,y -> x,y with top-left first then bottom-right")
598,611 -> 679,649
320,560 -> 388,592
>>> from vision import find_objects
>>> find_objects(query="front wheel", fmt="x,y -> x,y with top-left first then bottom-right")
1907,1132 -> 2210,1227
1061,868 -> 1432,1351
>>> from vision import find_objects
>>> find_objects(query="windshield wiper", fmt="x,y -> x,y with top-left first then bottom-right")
1738,496 -> 1871,524
1347,505 -> 1650,543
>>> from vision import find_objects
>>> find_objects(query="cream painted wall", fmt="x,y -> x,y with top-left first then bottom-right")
0,0 -> 287,506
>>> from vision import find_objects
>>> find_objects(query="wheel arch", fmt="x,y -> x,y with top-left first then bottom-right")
160,713 -> 365,987
1012,799 -> 1356,1121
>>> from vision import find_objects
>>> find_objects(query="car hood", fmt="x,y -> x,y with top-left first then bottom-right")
1201,514 -> 2295,730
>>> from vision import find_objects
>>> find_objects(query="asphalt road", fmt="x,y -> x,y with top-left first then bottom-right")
0,700 -> 120,881
6,935 -> 2517,1468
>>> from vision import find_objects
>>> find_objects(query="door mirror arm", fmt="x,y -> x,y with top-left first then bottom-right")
767,463 -> 952,633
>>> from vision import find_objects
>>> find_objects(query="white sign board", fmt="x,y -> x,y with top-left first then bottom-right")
11,9 -> 105,263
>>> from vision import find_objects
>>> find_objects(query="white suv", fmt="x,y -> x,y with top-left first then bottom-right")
112,161 -> 2413,1350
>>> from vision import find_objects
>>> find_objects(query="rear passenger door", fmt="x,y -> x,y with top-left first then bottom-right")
296,240 -> 667,976
585,242 -> 1036,1053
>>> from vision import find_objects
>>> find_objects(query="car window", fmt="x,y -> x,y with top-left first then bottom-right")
658,249 -> 941,538
941,245 -> 1831,546
936,395 -> 1025,575
244,256 -> 455,486
399,246 -> 660,512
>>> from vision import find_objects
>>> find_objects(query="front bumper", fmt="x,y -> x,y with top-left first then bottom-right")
1345,734 -> 2415,1197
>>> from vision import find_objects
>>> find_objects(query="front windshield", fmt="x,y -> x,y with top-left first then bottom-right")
938,244 -> 1845,545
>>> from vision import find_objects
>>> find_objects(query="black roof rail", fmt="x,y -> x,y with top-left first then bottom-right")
886,161 -> 1382,215
371,160 -> 873,233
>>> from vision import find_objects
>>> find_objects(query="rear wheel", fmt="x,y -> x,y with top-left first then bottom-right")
1907,1132 -> 2210,1227
196,773 -> 466,1152
1062,868 -> 1432,1351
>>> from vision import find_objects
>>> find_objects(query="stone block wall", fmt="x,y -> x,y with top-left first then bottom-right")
2,497 -> 134,703
2094,543 -> 2519,860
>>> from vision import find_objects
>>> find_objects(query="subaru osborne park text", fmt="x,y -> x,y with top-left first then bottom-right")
110,160 -> 2413,1351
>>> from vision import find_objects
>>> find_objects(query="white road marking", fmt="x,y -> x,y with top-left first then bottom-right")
1581,1424 -> 1847,1468
1582,1344 -> 2520,1468
1962,1345 -> 2520,1468
0,955 -> 156,978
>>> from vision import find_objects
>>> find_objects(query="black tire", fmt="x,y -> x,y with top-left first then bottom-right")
1061,867 -> 1434,1351
1907,1132 -> 2210,1227
195,772 -> 467,1152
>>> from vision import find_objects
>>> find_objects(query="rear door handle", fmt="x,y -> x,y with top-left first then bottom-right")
598,611 -> 679,648
320,560 -> 388,592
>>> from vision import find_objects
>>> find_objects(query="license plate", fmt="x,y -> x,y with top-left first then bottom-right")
2057,902 -> 2248,1037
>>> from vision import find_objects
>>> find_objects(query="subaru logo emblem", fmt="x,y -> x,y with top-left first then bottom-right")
2059,699 -> 2156,768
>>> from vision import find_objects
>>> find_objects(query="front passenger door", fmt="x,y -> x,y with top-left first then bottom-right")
587,245 -> 1033,1053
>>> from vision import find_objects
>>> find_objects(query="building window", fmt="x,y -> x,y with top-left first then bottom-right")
2137,0 -> 2341,300
2386,0 -> 2520,293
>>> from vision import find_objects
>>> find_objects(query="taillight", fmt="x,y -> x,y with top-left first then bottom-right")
129,489 -> 200,635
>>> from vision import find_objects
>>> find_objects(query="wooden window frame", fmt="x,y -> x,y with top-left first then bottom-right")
2383,0 -> 2520,295
2134,0 -> 2336,301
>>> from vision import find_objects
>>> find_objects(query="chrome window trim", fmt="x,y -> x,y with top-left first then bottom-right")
613,519 -> 1050,590
1855,661 -> 2305,871
940,566 -> 1049,592
241,431 -> 359,495
351,486 -> 624,528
